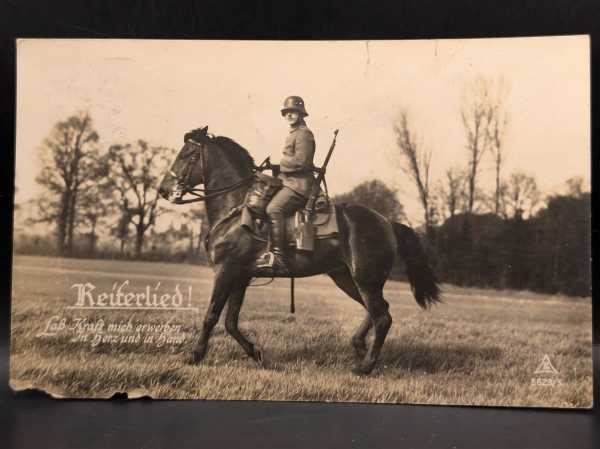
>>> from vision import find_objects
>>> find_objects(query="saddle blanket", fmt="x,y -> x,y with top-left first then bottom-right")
240,203 -> 339,246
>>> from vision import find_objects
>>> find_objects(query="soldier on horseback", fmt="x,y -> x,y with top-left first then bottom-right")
256,96 -> 317,274
160,101 -> 440,375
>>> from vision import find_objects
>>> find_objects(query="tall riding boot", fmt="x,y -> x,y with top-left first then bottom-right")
256,216 -> 289,275
269,216 -> 289,275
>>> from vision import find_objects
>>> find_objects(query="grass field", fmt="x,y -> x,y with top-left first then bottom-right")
10,255 -> 592,408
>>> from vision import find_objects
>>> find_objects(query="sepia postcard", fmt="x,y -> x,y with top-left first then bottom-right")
10,37 -> 591,407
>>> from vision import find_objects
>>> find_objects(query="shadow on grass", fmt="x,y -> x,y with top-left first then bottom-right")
380,339 -> 502,373
266,333 -> 502,375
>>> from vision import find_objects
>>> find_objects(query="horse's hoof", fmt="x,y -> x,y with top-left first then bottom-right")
252,347 -> 267,367
351,364 -> 373,376
187,347 -> 206,365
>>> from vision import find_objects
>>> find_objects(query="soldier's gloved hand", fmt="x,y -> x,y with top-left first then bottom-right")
258,156 -> 271,170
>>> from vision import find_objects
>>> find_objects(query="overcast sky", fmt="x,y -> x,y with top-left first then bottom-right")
15,36 -> 589,224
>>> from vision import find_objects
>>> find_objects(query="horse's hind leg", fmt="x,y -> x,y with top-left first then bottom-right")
225,282 -> 265,365
351,315 -> 372,359
352,284 -> 392,376
328,267 -> 372,358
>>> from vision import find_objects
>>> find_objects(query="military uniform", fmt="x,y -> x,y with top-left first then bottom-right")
265,120 -> 316,220
280,121 -> 316,196
257,96 -> 316,274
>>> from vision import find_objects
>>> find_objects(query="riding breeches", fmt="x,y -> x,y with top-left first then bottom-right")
265,187 -> 306,221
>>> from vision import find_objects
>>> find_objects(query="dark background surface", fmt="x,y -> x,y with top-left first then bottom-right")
0,1 -> 598,448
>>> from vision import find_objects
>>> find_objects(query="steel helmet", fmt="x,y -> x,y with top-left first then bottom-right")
281,96 -> 309,117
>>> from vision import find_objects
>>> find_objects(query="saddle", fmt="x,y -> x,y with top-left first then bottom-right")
240,202 -> 339,246
240,173 -> 339,247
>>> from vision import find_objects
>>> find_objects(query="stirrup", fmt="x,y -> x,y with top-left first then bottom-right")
256,251 -> 290,275
256,251 -> 276,268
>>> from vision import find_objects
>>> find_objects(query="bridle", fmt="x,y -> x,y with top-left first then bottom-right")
169,137 -> 255,204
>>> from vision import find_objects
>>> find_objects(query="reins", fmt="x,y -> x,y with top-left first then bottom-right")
172,177 -> 255,204
170,137 -> 255,204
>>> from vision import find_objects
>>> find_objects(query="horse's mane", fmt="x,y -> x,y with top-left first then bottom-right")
213,136 -> 255,171
185,127 -> 256,172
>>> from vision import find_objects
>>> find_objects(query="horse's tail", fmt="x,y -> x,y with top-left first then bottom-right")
392,222 -> 441,309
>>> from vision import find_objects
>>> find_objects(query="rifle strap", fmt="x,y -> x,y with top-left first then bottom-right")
321,175 -> 330,208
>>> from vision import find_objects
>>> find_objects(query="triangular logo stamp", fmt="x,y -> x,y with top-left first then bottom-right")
534,354 -> 559,375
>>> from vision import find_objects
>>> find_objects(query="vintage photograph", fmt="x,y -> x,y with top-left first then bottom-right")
11,37 -> 591,407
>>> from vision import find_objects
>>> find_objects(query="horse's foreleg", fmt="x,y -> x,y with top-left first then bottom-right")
225,282 -> 265,365
191,266 -> 237,364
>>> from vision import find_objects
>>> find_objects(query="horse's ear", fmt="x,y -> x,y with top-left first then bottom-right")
184,126 -> 209,143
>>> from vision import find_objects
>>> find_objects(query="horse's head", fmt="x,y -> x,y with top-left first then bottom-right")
160,126 -> 257,205
159,126 -> 209,204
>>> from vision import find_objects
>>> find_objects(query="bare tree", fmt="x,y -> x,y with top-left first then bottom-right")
565,176 -> 585,197
35,112 -> 100,255
436,167 -> 466,221
110,201 -> 133,257
460,76 -> 496,214
393,110 -> 434,236
500,172 -> 541,219
77,181 -> 113,256
106,141 -> 175,258
485,77 -> 510,215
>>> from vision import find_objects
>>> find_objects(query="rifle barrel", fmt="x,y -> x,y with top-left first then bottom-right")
315,129 -> 338,184
306,130 -> 339,213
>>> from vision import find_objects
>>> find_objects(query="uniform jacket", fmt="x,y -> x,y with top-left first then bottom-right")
279,121 -> 316,197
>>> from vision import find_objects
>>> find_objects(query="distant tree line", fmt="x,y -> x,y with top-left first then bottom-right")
332,177 -> 589,297
381,75 -> 590,297
433,185 -> 590,296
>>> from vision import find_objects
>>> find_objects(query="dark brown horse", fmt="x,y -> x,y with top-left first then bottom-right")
159,127 -> 440,375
